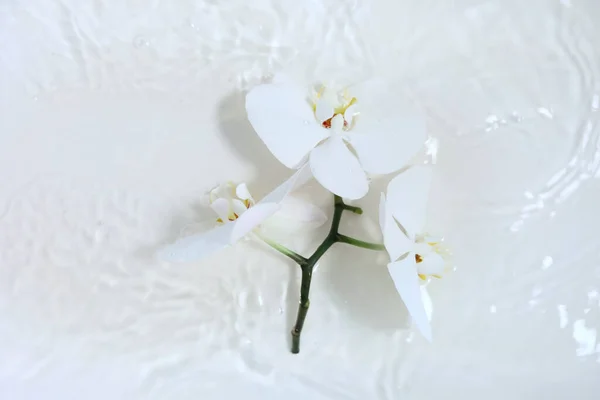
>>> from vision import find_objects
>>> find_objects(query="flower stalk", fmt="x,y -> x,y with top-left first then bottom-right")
262,195 -> 384,354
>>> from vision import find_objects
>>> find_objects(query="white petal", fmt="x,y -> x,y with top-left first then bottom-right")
417,253 -> 445,276
231,199 -> 247,217
235,183 -> 252,201
420,286 -> 433,322
413,242 -> 433,256
387,257 -> 432,341
231,202 -> 280,242
321,88 -> 339,107
157,223 -> 235,263
309,136 -> 369,199
330,114 -> 344,132
386,166 -> 433,238
379,193 -> 413,261
210,183 -> 232,202
422,235 -> 444,244
272,73 -> 294,84
210,198 -> 231,221
260,163 -> 313,205
347,80 -> 427,174
315,99 -> 334,123
344,104 -> 358,127
276,196 -> 328,225
230,165 -> 315,241
246,82 -> 329,168
378,193 -> 386,233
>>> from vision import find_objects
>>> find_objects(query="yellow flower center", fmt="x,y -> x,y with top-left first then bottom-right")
209,182 -> 254,223
414,237 -> 452,281
215,199 -> 252,223
311,87 -> 358,130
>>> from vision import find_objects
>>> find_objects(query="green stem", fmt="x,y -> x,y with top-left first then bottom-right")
291,266 -> 312,354
336,234 -> 386,251
258,234 -> 307,265
290,195 -> 351,354
340,204 -> 363,215
259,194 -> 382,353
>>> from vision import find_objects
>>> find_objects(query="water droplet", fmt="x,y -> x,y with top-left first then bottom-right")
485,114 -> 500,131
510,219 -> 524,232
542,256 -> 553,270
537,107 -> 554,119
303,120 -> 309,125
528,299 -> 539,307
425,137 -> 439,164
489,305 -> 497,313
32,96 -> 38,102
558,305 -> 569,328
133,36 -> 150,49
510,111 -> 523,122
485,114 -> 498,124
572,319 -> 597,357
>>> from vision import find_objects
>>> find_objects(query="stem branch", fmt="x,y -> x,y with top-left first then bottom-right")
291,266 -> 312,353
256,196 -> 380,353
290,195 -> 355,354
336,234 -> 386,251
255,232 -> 307,265
340,204 -> 363,214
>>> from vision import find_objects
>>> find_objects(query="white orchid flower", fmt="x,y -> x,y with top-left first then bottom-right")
379,166 -> 450,341
158,165 -> 323,263
245,75 -> 427,200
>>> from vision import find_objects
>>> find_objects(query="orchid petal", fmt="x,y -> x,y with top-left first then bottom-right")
315,99 -> 334,123
246,81 -> 329,168
413,242 -> 432,256
231,199 -> 247,217
210,184 -> 231,203
347,80 -> 427,174
157,223 -> 235,263
420,286 -> 434,322
210,198 -> 231,221
321,88 -> 339,108
309,136 -> 369,199
230,164 -> 315,241
276,196 -> 327,226
235,183 -> 252,201
379,193 -> 413,261
387,257 -> 432,341
386,166 -> 432,238
344,104 -> 358,127
231,202 -> 280,242
260,163 -> 313,205
417,253 -> 445,276
330,114 -> 344,132
422,235 -> 444,244
272,73 -> 294,85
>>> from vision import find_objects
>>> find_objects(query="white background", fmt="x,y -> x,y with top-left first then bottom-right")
1,0 -> 599,398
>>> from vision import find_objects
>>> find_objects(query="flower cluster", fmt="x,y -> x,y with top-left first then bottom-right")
158,74 -> 450,350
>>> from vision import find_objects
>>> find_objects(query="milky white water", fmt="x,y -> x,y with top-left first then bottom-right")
1,0 -> 600,398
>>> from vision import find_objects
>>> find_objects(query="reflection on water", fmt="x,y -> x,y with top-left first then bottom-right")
573,319 -> 598,358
